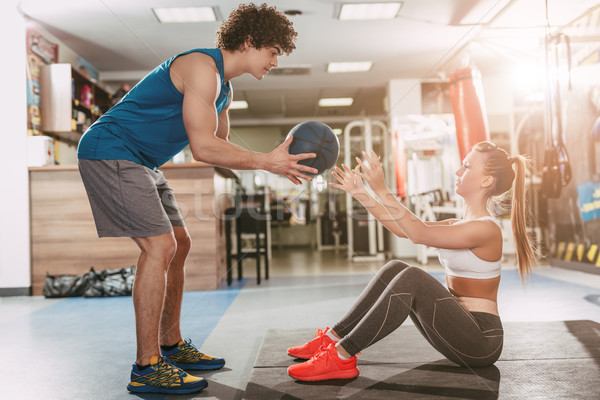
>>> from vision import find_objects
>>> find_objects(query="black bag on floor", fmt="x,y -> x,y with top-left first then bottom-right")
43,271 -> 92,298
83,266 -> 136,297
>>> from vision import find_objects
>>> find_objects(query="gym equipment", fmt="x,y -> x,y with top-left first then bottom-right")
343,118 -> 388,261
541,32 -> 572,198
287,121 -> 340,176
449,66 -> 491,160
392,130 -> 407,199
43,266 -> 135,298
390,115 -> 462,261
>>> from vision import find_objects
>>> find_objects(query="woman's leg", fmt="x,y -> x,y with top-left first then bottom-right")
332,260 -> 411,337
338,266 -> 503,367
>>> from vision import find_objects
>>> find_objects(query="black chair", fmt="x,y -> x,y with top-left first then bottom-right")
225,204 -> 270,285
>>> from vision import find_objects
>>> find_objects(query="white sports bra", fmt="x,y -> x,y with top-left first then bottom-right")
438,216 -> 502,279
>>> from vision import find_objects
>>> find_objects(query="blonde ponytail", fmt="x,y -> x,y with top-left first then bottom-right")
510,155 -> 537,283
475,142 -> 538,284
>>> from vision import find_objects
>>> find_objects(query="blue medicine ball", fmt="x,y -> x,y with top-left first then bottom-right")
287,121 -> 340,176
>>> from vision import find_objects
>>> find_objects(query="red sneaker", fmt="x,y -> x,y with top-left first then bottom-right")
287,328 -> 337,359
287,344 -> 359,382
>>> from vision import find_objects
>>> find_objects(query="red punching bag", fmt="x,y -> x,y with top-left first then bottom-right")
449,66 -> 490,160
392,130 -> 407,199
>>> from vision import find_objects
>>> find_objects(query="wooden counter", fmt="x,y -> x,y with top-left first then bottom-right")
29,163 -> 238,295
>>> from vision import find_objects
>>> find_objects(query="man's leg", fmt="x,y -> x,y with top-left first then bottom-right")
157,225 -> 226,370
159,225 -> 191,346
131,232 -> 177,365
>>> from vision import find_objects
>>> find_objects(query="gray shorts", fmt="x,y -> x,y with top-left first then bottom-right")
78,159 -> 185,238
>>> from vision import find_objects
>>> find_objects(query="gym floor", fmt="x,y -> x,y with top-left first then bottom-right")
2,248 -> 599,400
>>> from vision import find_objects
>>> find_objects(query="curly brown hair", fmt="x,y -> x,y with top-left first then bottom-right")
215,3 -> 297,55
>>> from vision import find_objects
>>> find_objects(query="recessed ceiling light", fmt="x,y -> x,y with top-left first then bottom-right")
327,61 -> 373,73
338,2 -> 403,20
229,100 -> 248,110
333,128 -> 343,135
153,7 -> 217,23
319,98 -> 354,107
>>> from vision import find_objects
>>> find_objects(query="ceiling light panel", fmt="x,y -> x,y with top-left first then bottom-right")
327,61 -> 373,73
153,7 -> 217,23
229,100 -> 248,110
319,98 -> 354,107
338,2 -> 403,20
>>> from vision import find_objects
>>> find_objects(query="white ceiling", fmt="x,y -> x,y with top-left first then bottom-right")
18,0 -> 600,130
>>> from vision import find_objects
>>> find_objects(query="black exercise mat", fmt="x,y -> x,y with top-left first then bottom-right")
254,320 -> 600,367
245,320 -> 600,399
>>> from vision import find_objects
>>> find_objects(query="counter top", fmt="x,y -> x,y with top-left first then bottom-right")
29,162 -> 240,180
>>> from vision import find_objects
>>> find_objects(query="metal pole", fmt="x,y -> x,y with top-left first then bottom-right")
344,120 -> 362,260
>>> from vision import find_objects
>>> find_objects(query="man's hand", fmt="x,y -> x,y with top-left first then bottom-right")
264,135 -> 317,185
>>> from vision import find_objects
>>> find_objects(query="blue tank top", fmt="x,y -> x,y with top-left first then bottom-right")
77,48 -> 231,170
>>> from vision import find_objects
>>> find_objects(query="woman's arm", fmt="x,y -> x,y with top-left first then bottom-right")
331,165 -> 456,239
334,152 -> 498,249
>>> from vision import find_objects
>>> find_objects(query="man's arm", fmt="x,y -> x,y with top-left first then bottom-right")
175,53 -> 316,184
214,88 -> 232,141
179,55 -> 262,169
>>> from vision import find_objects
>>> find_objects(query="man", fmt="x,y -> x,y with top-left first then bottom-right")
77,3 -> 315,395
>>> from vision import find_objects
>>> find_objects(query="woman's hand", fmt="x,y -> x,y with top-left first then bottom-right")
356,150 -> 388,194
330,164 -> 366,197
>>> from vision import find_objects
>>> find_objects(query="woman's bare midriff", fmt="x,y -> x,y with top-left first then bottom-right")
446,275 -> 500,316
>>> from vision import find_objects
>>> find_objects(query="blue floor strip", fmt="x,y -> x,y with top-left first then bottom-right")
0,280 -> 247,400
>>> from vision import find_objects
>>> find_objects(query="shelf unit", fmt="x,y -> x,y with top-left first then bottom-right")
40,63 -> 111,146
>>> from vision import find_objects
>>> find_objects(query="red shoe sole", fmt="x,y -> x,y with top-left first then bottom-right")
287,350 -> 311,359
288,368 -> 359,382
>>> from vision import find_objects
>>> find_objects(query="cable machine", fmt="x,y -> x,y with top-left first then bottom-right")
343,117 -> 389,261
393,115 -> 463,264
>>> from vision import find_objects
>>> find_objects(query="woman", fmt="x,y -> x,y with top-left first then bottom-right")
287,142 -> 536,382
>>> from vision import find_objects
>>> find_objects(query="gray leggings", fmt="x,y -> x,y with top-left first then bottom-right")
333,260 -> 503,367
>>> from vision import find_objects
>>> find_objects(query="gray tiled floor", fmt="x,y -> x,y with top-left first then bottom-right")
1,248 -> 599,400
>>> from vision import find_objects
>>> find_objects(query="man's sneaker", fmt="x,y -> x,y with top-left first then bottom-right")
127,355 -> 207,394
287,343 -> 359,382
162,339 -> 225,370
287,327 -> 337,359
